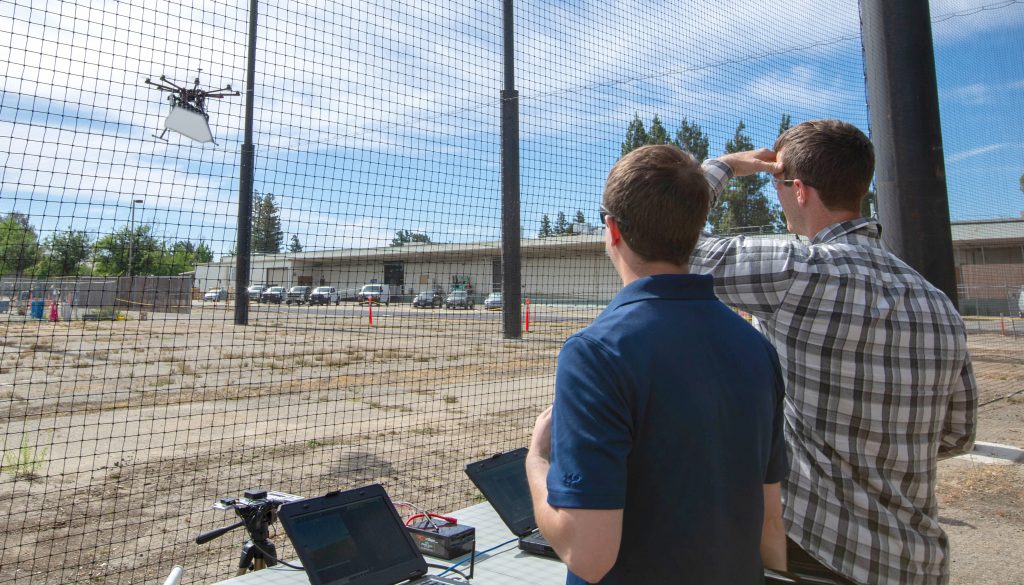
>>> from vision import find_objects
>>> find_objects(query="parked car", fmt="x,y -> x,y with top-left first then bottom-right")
286,286 -> 312,305
261,286 -> 287,304
484,292 -> 503,310
358,284 -> 391,305
204,287 -> 228,301
445,290 -> 474,310
412,290 -> 444,309
1018,286 -> 1024,318
247,285 -> 267,301
309,286 -> 341,305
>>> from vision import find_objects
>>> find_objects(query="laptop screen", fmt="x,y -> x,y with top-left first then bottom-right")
464,448 -> 537,536
279,485 -> 426,585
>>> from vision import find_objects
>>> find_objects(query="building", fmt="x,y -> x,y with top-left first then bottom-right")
196,217 -> 1024,313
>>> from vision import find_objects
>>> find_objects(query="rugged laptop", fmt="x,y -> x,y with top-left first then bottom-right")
464,448 -> 559,559
277,484 -> 464,585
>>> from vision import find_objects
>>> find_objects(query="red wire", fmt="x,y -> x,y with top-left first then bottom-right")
404,513 -> 458,526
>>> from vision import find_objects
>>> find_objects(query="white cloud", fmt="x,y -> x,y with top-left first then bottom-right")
947,143 -> 1009,163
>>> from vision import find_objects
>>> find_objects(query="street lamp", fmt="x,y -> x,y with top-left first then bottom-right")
128,198 -> 144,278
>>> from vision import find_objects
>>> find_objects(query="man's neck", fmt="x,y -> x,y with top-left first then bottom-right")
802,210 -> 861,240
618,260 -> 688,287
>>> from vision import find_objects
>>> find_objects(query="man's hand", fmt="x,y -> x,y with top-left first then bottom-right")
717,149 -> 783,177
529,405 -> 553,461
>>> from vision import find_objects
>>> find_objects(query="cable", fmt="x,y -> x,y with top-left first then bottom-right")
437,538 -> 518,577
426,563 -> 470,581
249,541 -> 305,571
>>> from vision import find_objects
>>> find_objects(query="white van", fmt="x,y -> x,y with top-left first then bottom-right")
1018,286 -> 1024,317
357,284 -> 390,305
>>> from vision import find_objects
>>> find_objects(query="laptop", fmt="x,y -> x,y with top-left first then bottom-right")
463,448 -> 559,559
277,484 -> 465,585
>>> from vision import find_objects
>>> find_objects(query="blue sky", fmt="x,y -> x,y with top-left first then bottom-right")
0,0 -> 1021,257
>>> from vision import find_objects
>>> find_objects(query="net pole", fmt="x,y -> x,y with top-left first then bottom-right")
235,0 -> 259,325
501,0 -> 522,339
860,0 -> 958,307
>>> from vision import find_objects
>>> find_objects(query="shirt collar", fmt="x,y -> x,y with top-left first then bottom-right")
606,273 -> 717,312
811,217 -> 882,245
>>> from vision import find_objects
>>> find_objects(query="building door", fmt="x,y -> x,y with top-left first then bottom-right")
492,258 -> 502,292
384,263 -> 404,291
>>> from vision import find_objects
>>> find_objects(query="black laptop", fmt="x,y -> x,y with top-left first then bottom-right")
277,484 -> 464,585
464,448 -> 559,559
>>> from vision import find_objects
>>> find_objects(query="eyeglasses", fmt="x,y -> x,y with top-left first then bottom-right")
770,177 -> 797,188
598,205 -> 627,228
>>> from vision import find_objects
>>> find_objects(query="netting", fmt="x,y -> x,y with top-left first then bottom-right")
0,1 -> 1021,583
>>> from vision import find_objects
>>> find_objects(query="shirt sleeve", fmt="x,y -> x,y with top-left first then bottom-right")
546,335 -> 632,510
938,352 -> 978,458
694,159 -> 804,317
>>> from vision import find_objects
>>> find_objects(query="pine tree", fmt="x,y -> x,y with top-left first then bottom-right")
707,121 -> 782,234
621,114 -> 648,156
777,114 -> 792,138
674,117 -> 709,162
555,211 -> 569,235
574,210 -> 586,225
288,235 -> 303,252
648,114 -> 670,145
252,192 -> 284,253
539,214 -> 552,238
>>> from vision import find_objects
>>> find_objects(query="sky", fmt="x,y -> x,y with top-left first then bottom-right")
0,0 -> 1022,257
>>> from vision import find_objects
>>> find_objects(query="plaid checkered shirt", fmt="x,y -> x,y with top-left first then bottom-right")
694,159 -> 978,585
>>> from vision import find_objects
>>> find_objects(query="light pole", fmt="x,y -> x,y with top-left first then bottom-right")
127,198 -> 144,278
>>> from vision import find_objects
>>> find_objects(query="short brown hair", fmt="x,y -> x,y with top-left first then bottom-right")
603,145 -> 711,264
774,119 -> 874,212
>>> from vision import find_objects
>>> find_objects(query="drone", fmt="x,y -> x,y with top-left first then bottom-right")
144,70 -> 239,144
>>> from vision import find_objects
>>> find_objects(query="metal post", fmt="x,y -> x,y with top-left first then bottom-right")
235,0 -> 258,325
128,198 -> 143,292
860,0 -> 958,307
501,0 -> 522,339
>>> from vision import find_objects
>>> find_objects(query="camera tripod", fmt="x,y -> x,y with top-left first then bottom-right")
195,489 -> 283,575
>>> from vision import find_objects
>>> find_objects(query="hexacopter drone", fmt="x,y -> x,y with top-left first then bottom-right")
145,71 -> 239,144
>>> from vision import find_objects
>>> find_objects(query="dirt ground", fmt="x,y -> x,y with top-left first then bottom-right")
0,306 -> 1021,584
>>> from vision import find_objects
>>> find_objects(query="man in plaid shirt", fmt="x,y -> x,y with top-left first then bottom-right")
691,119 -> 977,584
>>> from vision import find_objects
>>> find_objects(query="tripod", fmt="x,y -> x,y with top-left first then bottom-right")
196,489 -> 281,576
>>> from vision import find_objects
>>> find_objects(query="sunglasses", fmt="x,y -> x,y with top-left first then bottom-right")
598,205 -> 628,228
770,177 -> 797,188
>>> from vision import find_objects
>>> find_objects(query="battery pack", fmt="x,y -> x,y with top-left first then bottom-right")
407,522 -> 476,560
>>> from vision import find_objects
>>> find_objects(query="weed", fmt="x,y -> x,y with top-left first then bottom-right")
306,439 -> 323,449
2,434 -> 48,479
443,395 -> 458,404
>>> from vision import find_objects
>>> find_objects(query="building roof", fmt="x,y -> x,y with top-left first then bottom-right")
202,219 -> 1024,268
950,218 -> 1024,245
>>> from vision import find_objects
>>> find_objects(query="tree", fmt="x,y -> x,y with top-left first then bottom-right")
621,113 -> 649,156
574,210 -> 586,225
648,114 -> 670,145
707,121 -> 783,234
252,192 -> 284,254
674,117 -> 709,162
163,240 -> 215,275
539,214 -> 552,238
30,229 -> 91,277
554,211 -> 569,235
391,230 -> 432,246
92,225 -> 162,276
0,213 -> 41,276
777,113 -> 792,138
1019,173 -> 1023,194
861,188 -> 877,218
288,235 -> 303,252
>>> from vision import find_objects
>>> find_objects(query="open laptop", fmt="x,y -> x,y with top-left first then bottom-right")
277,484 -> 465,585
463,448 -> 559,559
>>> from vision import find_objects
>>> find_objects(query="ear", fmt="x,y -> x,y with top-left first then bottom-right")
607,217 -> 624,246
793,179 -> 812,206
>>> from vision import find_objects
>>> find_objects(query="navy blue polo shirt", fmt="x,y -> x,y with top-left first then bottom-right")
547,274 -> 787,585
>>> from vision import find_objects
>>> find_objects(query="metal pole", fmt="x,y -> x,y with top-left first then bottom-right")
501,0 -> 522,339
128,201 -> 135,279
235,0 -> 258,325
860,0 -> 958,307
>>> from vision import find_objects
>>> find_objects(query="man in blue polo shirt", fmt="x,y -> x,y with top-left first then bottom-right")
525,144 -> 788,584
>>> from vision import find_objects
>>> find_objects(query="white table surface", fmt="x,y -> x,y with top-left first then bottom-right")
211,502 -> 567,585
